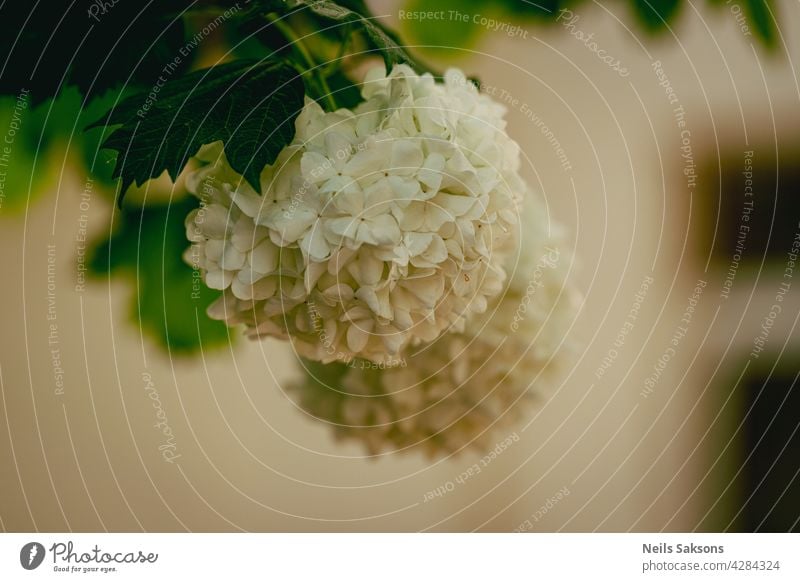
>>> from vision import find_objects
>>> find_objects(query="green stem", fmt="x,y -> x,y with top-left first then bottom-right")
267,14 -> 338,111
323,22 -> 351,76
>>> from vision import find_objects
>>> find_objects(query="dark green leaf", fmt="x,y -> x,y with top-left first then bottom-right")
503,0 -> 576,20
0,1 -> 192,104
744,0 -> 777,47
324,70 -> 363,109
234,2 -> 300,58
88,198 -> 231,353
631,0 -> 682,31
92,59 -> 305,203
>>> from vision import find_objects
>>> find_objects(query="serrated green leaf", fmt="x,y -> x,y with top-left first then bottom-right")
92,59 -> 305,203
88,198 -> 231,353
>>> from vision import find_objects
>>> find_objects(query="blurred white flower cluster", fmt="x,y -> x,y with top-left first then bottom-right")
185,65 -> 579,455
184,65 -> 523,363
289,199 -> 579,456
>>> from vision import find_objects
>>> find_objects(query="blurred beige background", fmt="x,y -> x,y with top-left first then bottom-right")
1,0 -> 799,532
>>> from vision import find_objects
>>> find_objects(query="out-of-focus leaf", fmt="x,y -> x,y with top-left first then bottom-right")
408,0 -> 777,48
503,0 -> 576,20
0,86 -> 124,214
399,0 -> 486,56
744,0 -> 777,48
88,198 -> 231,353
630,0 -> 682,31
0,125 -> 59,214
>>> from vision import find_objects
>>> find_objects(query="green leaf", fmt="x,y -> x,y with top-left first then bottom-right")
631,0 -> 682,31
400,0 -> 487,56
502,0 -> 576,20
0,86 -> 124,214
0,118 -> 58,214
88,198 -> 231,354
91,59 -> 305,203
0,2 -> 191,104
324,70 -> 363,109
0,91 -> 53,213
744,0 -> 777,47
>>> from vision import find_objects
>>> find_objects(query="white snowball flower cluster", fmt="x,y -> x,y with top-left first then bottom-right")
184,65 -> 524,363
288,197 -> 581,457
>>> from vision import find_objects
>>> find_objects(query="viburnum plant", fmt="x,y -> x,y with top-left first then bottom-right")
3,0 -> 587,455
183,66 -> 524,364
86,1 -> 540,367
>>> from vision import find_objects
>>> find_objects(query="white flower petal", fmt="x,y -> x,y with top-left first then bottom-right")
390,140 -> 423,174
206,268 -> 234,290
249,239 -> 279,274
346,321 -> 374,353
231,189 -> 264,218
220,243 -> 246,271
301,151 -> 336,184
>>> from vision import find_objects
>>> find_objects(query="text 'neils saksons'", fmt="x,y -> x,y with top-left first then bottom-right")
643,543 -> 724,554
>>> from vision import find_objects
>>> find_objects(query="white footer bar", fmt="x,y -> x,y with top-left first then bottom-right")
2,533 -> 798,581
